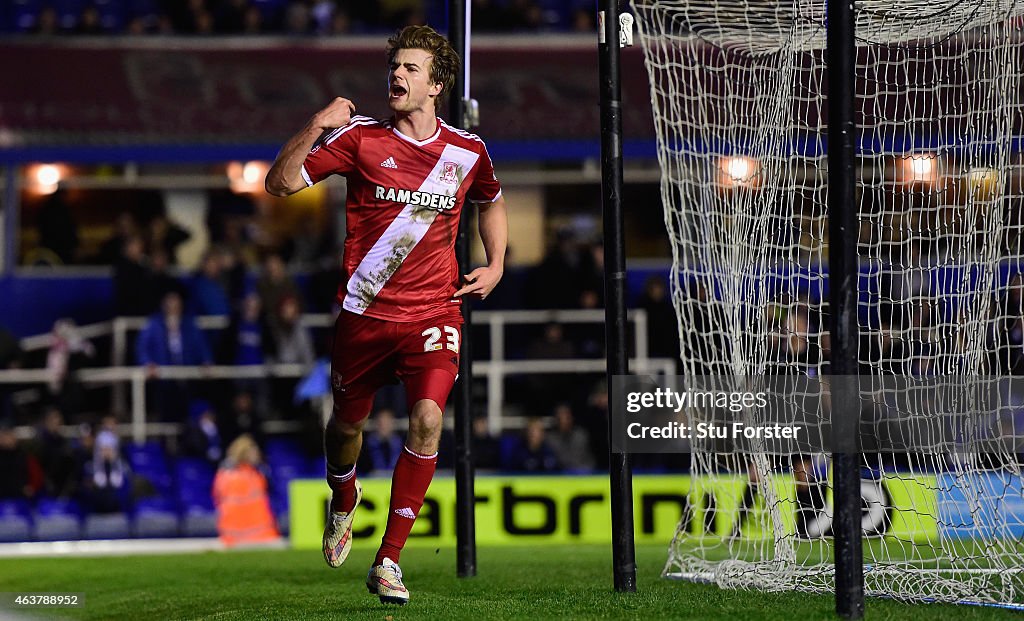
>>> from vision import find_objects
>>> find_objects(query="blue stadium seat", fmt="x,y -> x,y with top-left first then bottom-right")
133,497 -> 180,538
0,500 -> 32,542
175,458 -> 214,488
83,512 -> 132,539
127,0 -> 159,19
10,0 -> 41,32
179,490 -> 218,537
175,458 -> 216,537
92,0 -> 125,31
53,0 -> 85,30
34,498 -> 81,541
250,0 -> 286,21
127,442 -> 173,493
264,438 -> 303,463
268,481 -> 290,536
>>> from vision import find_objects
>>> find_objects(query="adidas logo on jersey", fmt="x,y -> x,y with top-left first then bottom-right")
394,507 -> 416,519
380,157 -> 399,169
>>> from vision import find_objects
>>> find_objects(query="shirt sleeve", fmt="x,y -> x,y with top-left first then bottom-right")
466,142 -> 502,203
300,121 -> 362,186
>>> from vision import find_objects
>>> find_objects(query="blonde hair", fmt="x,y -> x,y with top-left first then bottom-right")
226,434 -> 260,466
386,25 -> 461,111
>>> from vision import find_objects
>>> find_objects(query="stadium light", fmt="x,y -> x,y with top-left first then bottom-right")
900,153 -> 938,185
30,163 -> 63,194
719,155 -> 760,187
968,167 -> 1000,200
228,161 -> 270,193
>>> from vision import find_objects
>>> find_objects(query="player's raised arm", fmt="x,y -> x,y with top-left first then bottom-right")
265,97 -> 356,196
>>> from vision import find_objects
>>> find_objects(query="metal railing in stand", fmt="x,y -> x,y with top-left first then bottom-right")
12,308 -> 667,440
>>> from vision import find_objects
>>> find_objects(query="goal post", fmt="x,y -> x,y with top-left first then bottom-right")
630,0 -> 1024,610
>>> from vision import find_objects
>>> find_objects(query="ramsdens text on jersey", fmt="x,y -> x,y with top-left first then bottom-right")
375,185 -> 457,211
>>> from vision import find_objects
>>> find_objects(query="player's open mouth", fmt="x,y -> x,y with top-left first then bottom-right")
389,84 -> 407,98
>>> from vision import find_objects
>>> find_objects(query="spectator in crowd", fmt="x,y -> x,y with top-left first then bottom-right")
680,280 -> 730,375
525,229 -> 581,309
638,275 -> 681,370
577,241 -> 605,305
571,287 -> 604,357
267,296 -> 315,367
136,291 -> 213,421
70,423 -> 96,484
504,418 -> 559,473
31,407 -> 77,498
182,400 -> 224,466
582,380 -> 610,469
523,322 -> 574,412
221,292 -> 269,366
526,322 -> 574,360
472,0 -> 507,31
147,214 -> 191,265
215,0 -> 249,33
81,430 -> 131,514
149,249 -> 187,312
243,5 -> 264,34
212,434 -> 279,547
0,325 -> 22,421
32,6 -> 59,34
98,212 -> 140,265
0,426 -> 42,500
37,189 -> 79,265
547,403 -> 594,472
12,0 -> 586,35
91,416 -> 121,460
113,235 -> 156,317
0,325 -> 23,370
189,250 -> 232,317
266,295 -> 315,415
308,253 -> 344,314
218,245 -> 250,304
283,218 -> 327,268
472,415 -> 500,470
222,390 -> 266,446
74,4 -> 104,34
284,0 -> 311,34
44,319 -> 95,416
571,8 -> 594,32
361,408 -> 403,474
256,253 -> 300,331
137,291 -> 213,372
219,292 -> 271,410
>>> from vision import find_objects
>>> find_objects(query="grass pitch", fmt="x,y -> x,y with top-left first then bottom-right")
0,544 -> 1019,620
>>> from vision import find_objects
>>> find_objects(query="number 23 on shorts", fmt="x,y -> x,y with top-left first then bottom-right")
421,326 -> 460,353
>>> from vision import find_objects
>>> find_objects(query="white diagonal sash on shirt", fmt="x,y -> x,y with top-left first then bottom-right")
343,143 -> 479,315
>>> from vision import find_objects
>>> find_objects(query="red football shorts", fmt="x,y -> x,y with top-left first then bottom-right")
329,310 -> 463,424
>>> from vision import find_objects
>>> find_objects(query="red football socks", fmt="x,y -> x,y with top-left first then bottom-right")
375,446 -> 438,565
326,463 -> 358,514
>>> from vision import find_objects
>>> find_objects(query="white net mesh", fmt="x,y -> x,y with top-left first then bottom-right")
632,0 -> 1024,607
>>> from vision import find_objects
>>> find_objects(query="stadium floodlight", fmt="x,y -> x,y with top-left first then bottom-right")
968,167 -> 1000,199
719,156 -> 760,187
901,154 -> 939,185
31,163 -> 61,194
631,0 -> 1024,614
227,161 -> 269,194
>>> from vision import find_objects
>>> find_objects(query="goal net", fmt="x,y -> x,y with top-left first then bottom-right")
631,0 -> 1024,607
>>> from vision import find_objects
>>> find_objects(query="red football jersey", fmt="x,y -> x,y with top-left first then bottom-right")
301,115 -> 502,322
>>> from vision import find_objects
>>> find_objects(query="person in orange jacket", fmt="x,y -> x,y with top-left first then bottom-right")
212,434 -> 280,547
